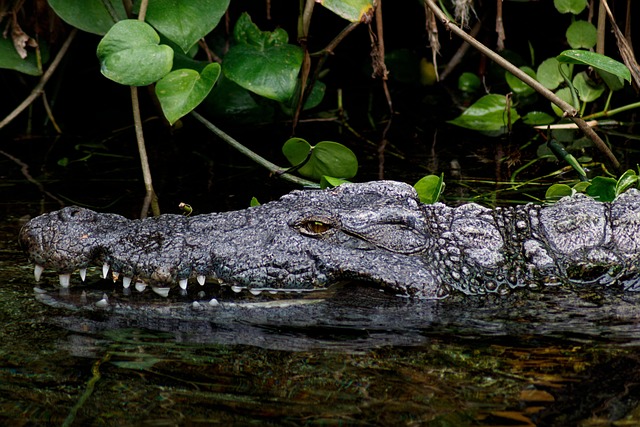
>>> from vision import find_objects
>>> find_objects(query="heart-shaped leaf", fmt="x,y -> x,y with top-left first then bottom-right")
48,0 -> 126,35
282,138 -> 358,180
553,0 -> 587,14
536,57 -> 570,90
414,174 -> 445,204
448,94 -> 520,132
573,71 -> 604,102
144,0 -> 230,53
222,13 -> 303,102
97,19 -> 174,86
505,66 -> 536,96
156,63 -> 221,125
566,20 -> 597,49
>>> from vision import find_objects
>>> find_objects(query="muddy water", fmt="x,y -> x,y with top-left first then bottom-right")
3,210 -> 640,426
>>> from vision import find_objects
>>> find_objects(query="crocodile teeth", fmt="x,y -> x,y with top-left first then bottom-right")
135,282 -> 147,292
59,273 -> 71,288
34,265 -> 44,282
112,271 -> 120,282
192,301 -> 203,310
95,293 -> 109,308
231,285 -> 243,293
249,289 -> 262,296
179,279 -> 188,290
79,268 -> 87,282
209,298 -> 220,306
102,263 -> 109,279
152,286 -> 170,297
122,277 -> 132,288
197,275 -> 206,286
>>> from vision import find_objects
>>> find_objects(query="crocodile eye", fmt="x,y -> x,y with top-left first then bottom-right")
297,220 -> 333,237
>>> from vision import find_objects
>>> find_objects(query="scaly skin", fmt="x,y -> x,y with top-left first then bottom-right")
19,181 -> 640,299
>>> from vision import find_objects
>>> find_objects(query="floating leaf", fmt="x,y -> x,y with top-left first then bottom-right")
557,50 -> 631,83
156,63 -> 221,125
586,176 -> 616,202
282,138 -> 358,180
566,20 -> 597,49
616,170 -> 639,196
448,94 -> 520,132
317,0 -> 375,22
144,0 -> 230,52
545,184 -> 573,202
505,66 -> 536,96
48,0 -> 126,35
414,174 -> 445,204
97,20 -> 173,86
553,0 -> 587,14
223,13 -> 303,102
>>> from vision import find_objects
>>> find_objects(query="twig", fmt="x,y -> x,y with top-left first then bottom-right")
0,28 -> 77,130
190,111 -> 316,187
0,149 -> 65,207
423,0 -> 620,170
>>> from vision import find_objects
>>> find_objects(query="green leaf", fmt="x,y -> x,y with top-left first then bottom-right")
557,50 -> 631,83
505,66 -> 536,96
0,37 -> 45,75
553,0 -> 587,14
156,63 -> 221,125
536,57 -> 570,90
458,72 -> 481,93
317,0 -> 375,22
586,176 -> 617,202
414,174 -> 445,204
320,176 -> 350,189
223,13 -> 304,102
48,0 -> 126,35
143,0 -> 230,53
616,170 -> 639,196
250,197 -> 260,207
550,87 -> 578,117
545,184 -> 573,202
573,71 -> 604,102
448,94 -> 520,132
97,20 -> 174,86
282,138 -> 358,180
203,75 -> 274,123
566,20 -> 597,49
522,111 -> 556,125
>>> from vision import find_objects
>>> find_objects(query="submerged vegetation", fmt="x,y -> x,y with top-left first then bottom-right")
0,0 -> 638,213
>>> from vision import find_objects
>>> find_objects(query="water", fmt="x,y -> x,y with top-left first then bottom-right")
4,210 -> 640,426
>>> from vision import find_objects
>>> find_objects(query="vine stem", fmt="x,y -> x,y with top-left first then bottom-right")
190,111 -> 316,187
132,0 -> 159,218
423,0 -> 620,170
0,28 -> 77,130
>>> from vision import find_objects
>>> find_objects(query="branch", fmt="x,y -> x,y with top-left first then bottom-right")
190,111 -> 317,187
423,0 -> 620,169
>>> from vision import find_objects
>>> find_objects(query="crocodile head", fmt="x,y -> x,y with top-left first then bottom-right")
20,181 -> 446,299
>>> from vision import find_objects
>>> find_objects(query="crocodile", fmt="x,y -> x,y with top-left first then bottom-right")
18,180 -> 640,300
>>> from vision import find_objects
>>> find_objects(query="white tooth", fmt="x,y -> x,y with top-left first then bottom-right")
102,263 -> 109,279
209,298 -> 220,306
95,294 -> 109,308
59,274 -> 71,288
123,277 -> 132,288
112,271 -> 120,282
135,282 -> 147,292
269,290 -> 277,295
34,265 -> 44,282
79,268 -> 87,282
231,285 -> 243,293
179,279 -> 188,290
152,286 -> 170,297
249,289 -> 262,296
197,275 -> 205,285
